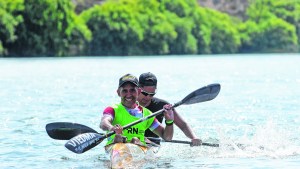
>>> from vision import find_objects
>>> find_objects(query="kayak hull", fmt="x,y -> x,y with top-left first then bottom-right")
105,143 -> 159,168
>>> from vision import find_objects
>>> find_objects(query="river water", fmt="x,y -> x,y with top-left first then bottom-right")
1,54 -> 300,169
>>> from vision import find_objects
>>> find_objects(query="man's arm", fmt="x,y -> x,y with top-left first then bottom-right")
100,107 -> 115,131
173,109 -> 202,146
152,124 -> 173,141
152,104 -> 174,141
100,116 -> 114,131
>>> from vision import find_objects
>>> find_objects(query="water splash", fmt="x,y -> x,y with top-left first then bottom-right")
216,119 -> 300,158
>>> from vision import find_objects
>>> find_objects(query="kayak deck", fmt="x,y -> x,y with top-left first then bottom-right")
105,143 -> 159,168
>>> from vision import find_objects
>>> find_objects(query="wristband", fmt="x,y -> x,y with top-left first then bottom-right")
165,120 -> 174,126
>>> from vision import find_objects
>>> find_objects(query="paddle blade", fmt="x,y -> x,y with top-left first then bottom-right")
180,83 -> 220,105
46,122 -> 98,140
65,133 -> 105,154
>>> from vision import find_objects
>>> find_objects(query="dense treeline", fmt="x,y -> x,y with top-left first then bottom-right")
0,0 -> 299,57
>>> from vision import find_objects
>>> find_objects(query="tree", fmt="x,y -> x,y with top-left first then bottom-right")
0,0 -> 24,56
6,0 -> 90,56
81,0 -> 177,56
241,0 -> 298,53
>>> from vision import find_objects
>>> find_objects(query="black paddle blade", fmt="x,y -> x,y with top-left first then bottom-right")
46,122 -> 98,140
65,132 -> 105,154
180,83 -> 220,105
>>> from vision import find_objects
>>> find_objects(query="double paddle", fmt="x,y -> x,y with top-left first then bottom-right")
46,83 -> 221,154
46,122 -> 220,147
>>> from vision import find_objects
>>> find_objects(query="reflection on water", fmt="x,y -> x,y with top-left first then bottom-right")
0,54 -> 300,168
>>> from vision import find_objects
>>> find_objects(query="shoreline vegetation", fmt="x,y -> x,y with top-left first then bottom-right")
0,0 -> 299,57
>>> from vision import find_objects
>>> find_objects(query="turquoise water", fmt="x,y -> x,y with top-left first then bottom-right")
1,54 -> 300,169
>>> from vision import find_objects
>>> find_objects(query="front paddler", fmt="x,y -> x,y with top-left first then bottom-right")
100,73 -> 174,148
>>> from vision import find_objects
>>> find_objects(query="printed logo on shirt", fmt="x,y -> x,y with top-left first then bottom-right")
126,127 -> 138,134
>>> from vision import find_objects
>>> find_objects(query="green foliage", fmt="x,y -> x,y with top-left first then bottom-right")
1,0 -> 300,56
128,0 -> 177,55
167,17 -> 197,54
81,0 -> 178,56
209,9 -> 241,54
267,1 -> 300,51
159,0 -> 198,18
158,0 -> 198,54
243,0 -> 299,52
137,11 -> 177,55
7,0 -> 90,56
239,18 -> 297,53
246,0 -> 275,22
0,0 -> 24,56
190,7 -> 212,54
191,7 -> 241,54
81,0 -> 143,56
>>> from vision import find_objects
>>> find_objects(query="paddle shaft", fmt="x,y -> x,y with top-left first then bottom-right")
147,137 -> 219,147
164,140 -> 219,147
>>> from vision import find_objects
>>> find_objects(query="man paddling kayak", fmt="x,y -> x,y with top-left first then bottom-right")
138,72 -> 202,146
62,76 -> 220,155
100,73 -> 174,146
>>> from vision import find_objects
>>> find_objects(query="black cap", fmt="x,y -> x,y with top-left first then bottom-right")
118,73 -> 139,88
139,72 -> 157,87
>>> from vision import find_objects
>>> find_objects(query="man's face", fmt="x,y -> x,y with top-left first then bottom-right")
118,83 -> 140,108
138,86 -> 156,107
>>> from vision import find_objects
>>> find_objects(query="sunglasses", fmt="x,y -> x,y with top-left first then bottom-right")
141,90 -> 156,97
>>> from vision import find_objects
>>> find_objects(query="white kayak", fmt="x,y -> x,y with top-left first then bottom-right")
105,143 -> 160,168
